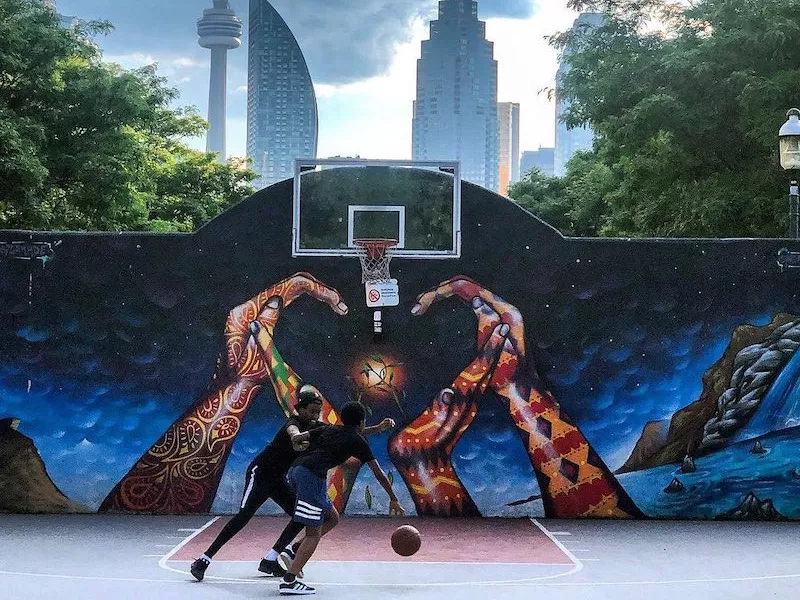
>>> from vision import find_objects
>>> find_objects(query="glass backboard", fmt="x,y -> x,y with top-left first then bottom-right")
292,159 -> 461,259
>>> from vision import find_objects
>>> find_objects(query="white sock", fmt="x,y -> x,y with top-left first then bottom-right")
265,549 -> 279,561
201,554 -> 211,563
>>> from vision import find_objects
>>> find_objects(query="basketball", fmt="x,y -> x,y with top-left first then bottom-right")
391,525 -> 421,557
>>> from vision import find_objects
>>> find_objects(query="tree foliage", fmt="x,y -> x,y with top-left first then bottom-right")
511,0 -> 800,237
0,0 -> 255,232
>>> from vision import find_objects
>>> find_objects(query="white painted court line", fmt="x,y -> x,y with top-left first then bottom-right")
158,516 -> 219,573
6,568 -> 800,588
154,517 -> 583,587
550,532 -> 572,536
169,559 -> 573,566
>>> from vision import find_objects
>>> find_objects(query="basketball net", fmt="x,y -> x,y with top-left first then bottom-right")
353,238 -> 397,284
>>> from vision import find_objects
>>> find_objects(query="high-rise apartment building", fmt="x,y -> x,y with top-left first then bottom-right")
412,0 -> 499,192
498,102 -> 520,195
520,147 -> 555,178
554,12 -> 603,176
247,0 -> 318,188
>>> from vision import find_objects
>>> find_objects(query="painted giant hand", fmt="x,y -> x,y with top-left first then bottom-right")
388,277 -> 643,518
100,273 -> 356,514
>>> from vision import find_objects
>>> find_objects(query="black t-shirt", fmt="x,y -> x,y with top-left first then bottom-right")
252,417 -> 323,478
292,425 -> 375,478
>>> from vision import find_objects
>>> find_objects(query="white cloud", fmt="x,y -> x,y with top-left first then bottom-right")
103,52 -> 157,69
171,57 -> 204,68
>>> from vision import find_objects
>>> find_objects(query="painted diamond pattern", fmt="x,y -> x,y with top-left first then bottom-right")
536,416 -> 552,439
559,458 -> 580,484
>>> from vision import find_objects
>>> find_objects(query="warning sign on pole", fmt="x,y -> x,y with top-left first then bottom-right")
365,282 -> 400,307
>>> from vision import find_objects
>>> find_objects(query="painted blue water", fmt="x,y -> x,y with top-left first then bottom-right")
735,347 -> 800,442
620,426 -> 800,518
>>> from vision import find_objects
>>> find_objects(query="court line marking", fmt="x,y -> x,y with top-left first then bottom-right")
167,559 -> 573,566
158,516 -> 219,573
5,569 -> 800,588
155,516 -> 583,586
550,532 -> 572,536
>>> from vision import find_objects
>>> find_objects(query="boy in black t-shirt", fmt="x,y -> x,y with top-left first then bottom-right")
278,401 -> 404,596
190,385 -> 327,581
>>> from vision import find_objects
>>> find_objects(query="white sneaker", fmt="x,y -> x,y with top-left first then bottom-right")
279,579 -> 315,595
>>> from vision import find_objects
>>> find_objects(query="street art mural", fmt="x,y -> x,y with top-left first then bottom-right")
2,170 -> 800,520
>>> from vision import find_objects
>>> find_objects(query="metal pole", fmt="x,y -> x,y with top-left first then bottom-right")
791,179 -> 799,238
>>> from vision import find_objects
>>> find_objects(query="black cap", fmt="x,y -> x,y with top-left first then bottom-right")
295,384 -> 323,409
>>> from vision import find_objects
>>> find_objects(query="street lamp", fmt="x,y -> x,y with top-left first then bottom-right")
779,108 -> 800,238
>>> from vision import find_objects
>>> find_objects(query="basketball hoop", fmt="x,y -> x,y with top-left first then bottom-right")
353,238 -> 397,284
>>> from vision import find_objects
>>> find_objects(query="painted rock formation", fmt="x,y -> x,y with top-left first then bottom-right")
717,492 -> 785,521
619,314 -> 800,473
0,418 -> 89,513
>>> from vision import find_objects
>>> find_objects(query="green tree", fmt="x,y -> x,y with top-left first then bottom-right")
509,152 -> 614,236
0,0 -> 255,232
516,0 -> 799,238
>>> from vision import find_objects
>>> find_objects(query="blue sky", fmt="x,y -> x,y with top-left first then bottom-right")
56,0 -> 579,159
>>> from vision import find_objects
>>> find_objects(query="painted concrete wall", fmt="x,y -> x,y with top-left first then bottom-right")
2,173 -> 800,520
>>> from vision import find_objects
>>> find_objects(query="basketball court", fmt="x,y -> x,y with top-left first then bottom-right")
3,161 -> 800,599
2,515 -> 800,599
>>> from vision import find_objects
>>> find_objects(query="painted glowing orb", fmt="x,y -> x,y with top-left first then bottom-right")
349,353 -> 406,401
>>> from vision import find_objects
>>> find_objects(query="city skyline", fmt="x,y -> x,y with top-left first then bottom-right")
56,0 -> 580,162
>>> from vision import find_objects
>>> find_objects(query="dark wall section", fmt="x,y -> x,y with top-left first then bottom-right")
2,174 -> 800,519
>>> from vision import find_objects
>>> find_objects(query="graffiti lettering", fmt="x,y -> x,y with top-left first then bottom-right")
777,248 -> 800,272
0,241 -> 61,262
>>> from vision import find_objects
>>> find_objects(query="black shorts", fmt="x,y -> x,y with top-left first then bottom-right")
239,462 -> 295,515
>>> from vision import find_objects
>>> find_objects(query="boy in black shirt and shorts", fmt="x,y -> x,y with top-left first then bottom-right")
278,401 -> 404,596
190,385 -> 327,580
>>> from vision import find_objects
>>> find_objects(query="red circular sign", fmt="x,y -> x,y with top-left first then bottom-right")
368,289 -> 381,303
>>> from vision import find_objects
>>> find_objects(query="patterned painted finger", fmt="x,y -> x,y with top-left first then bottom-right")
448,322 -> 509,405
411,277 -> 525,358
264,272 -> 348,316
471,296 -> 502,349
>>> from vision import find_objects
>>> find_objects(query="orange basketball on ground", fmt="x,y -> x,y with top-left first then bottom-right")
391,525 -> 421,556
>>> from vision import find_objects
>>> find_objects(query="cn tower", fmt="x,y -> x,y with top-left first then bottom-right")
197,0 -> 242,160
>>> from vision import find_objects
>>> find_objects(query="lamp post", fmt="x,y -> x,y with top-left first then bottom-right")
779,108 -> 800,238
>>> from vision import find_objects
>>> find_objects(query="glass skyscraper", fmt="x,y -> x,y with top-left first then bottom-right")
412,0 -> 499,192
247,0 -> 318,189
554,13 -> 603,177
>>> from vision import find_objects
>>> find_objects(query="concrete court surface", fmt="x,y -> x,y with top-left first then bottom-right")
1,515 -> 799,599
